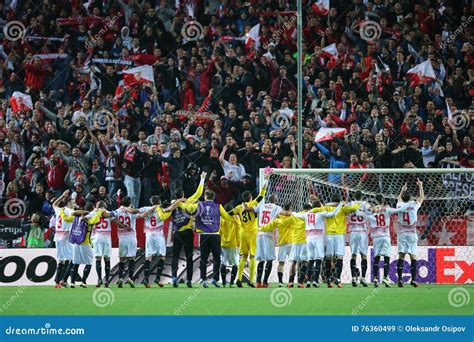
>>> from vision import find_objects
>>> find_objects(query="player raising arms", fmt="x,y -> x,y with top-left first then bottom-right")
362,194 -> 405,288
92,201 -> 131,288
293,200 -> 343,288
229,174 -> 269,288
219,204 -> 242,287
312,193 -> 360,288
396,179 -> 424,288
138,196 -> 184,288
347,191 -> 370,287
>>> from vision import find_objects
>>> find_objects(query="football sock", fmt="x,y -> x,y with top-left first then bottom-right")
144,260 -> 151,282
383,257 -> 390,278
237,258 -> 246,281
118,261 -> 125,279
307,260 -> 314,282
104,259 -> 111,282
155,259 -> 164,281
373,256 -> 380,281
325,259 -> 332,282
62,261 -> 72,282
314,259 -> 322,283
55,262 -> 64,284
263,261 -> 273,284
256,261 -> 264,283
361,259 -> 368,278
397,259 -> 404,282
350,258 -> 356,278
230,265 -> 237,284
95,260 -> 102,281
278,272 -> 283,283
220,264 -> 227,284
70,264 -> 78,284
83,265 -> 92,283
335,259 -> 343,281
249,258 -> 256,283
298,264 -> 307,284
128,259 -> 135,280
410,260 -> 417,282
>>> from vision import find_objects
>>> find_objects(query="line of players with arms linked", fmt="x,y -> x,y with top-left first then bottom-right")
51,170 -> 424,289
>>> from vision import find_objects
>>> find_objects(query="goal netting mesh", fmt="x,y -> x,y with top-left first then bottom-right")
260,167 -> 474,284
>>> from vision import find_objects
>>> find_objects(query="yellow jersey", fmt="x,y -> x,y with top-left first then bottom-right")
229,187 -> 267,233
260,215 -> 294,246
291,213 -> 306,244
311,204 -> 360,235
220,215 -> 241,249
172,180 -> 204,232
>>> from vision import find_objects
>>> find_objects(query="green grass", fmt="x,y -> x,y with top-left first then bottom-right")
0,284 -> 472,316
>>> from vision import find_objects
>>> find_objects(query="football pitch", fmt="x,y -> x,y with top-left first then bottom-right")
1,284 -> 472,316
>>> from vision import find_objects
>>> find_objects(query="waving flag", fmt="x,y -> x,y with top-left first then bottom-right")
314,127 -> 346,142
311,0 -> 330,15
245,24 -> 260,50
10,92 -> 33,113
122,65 -> 154,86
406,60 -> 436,87
322,43 -> 338,68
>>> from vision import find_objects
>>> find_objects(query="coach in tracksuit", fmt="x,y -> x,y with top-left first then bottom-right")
184,190 -> 231,288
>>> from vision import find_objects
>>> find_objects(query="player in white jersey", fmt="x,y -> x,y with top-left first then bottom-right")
293,200 -> 343,288
252,194 -> 282,288
113,196 -> 139,288
396,179 -> 424,287
52,190 -> 83,288
139,196 -> 184,288
347,191 -> 370,287
92,200 -> 130,288
362,194 -> 405,288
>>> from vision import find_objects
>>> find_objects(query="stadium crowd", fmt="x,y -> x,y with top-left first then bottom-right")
0,0 -> 472,246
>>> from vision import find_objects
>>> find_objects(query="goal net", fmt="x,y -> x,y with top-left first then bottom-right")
259,167 -> 474,284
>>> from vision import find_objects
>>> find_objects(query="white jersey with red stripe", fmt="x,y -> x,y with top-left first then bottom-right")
140,206 -> 165,235
396,201 -> 421,234
53,207 -> 74,241
255,203 -> 282,235
366,207 -> 401,238
347,201 -> 369,233
92,210 -> 113,242
293,203 -> 343,240
113,207 -> 137,239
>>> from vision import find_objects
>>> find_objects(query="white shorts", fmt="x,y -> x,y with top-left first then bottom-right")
350,232 -> 369,256
145,232 -> 166,257
397,232 -> 418,256
221,247 -> 239,266
92,236 -> 112,258
289,243 -> 308,261
277,244 -> 291,262
72,244 -> 93,265
325,234 -> 345,257
373,236 -> 391,257
119,236 -> 137,258
56,239 -> 73,261
255,233 -> 276,261
307,237 -> 324,260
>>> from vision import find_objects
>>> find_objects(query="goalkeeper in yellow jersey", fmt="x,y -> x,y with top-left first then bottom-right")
259,202 -> 294,287
311,193 -> 360,288
228,175 -> 268,287
219,204 -> 242,287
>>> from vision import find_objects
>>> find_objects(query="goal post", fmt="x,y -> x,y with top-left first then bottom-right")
258,167 -> 474,284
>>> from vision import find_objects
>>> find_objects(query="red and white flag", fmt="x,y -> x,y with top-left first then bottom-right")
10,91 -> 33,113
311,0 -> 330,15
246,24 -> 260,50
314,127 -> 346,142
321,43 -> 338,68
122,65 -> 154,86
406,60 -> 436,87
